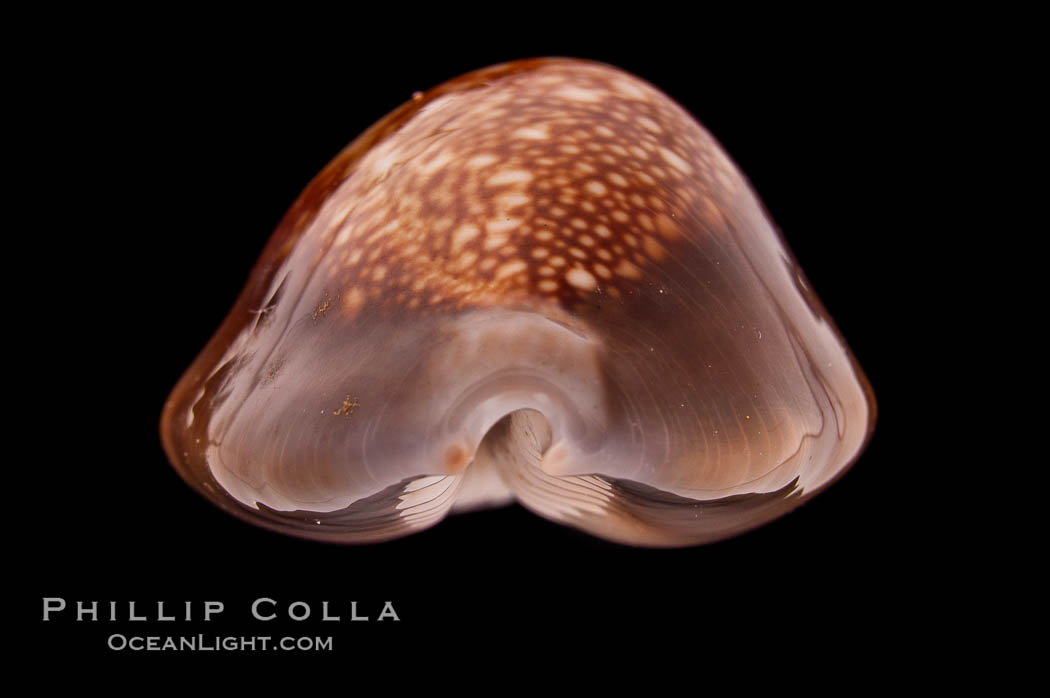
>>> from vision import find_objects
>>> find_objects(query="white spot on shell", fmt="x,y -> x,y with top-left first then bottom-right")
451,223 -> 480,253
418,149 -> 455,175
495,260 -> 527,280
484,232 -> 510,250
496,192 -> 531,209
637,116 -> 662,134
585,180 -> 608,197
537,279 -> 559,292
486,169 -> 534,187
611,78 -> 648,101
615,259 -> 642,279
659,146 -> 693,175
467,153 -> 499,169
487,218 -> 522,235
566,267 -> 598,291
552,85 -> 605,103
512,125 -> 550,140
342,287 -> 365,315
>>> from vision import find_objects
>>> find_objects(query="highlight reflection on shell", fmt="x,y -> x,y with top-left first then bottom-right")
160,58 -> 875,547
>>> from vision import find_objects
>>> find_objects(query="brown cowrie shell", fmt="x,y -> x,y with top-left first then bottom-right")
160,58 -> 875,547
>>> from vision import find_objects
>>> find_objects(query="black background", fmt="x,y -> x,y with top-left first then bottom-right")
22,17 -> 937,666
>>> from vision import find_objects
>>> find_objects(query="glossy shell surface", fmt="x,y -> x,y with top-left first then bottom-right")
160,58 -> 875,546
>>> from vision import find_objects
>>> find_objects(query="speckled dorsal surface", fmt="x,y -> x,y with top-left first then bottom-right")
161,58 -> 875,547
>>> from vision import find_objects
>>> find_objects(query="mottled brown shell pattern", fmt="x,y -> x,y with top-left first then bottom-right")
161,58 -> 875,546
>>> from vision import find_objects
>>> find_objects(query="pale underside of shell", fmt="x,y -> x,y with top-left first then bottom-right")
160,58 -> 875,547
